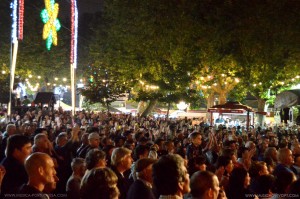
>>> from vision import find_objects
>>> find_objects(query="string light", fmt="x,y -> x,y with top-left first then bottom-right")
40,0 -> 61,50
18,0 -> 24,40
10,0 -> 18,43
70,0 -> 78,68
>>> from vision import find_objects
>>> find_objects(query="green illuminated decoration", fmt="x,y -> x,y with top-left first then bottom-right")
40,0 -> 61,50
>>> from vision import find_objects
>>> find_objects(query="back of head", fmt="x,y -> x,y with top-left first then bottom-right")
6,134 -> 31,158
85,149 -> 106,170
277,148 -> 290,164
71,158 -> 86,172
190,171 -> 216,198
25,152 -> 50,177
80,168 -> 119,199
111,147 -> 131,167
152,154 -> 186,196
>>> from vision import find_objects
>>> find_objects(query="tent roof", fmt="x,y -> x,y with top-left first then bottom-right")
208,101 -> 254,113
274,89 -> 300,109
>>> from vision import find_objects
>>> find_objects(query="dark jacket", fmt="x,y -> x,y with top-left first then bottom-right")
17,184 -> 49,199
1,156 -> 28,198
111,166 -> 131,199
127,179 -> 155,199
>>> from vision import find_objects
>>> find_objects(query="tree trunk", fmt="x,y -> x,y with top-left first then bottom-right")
166,102 -> 171,118
219,92 -> 227,105
141,99 -> 158,117
257,98 -> 267,127
137,101 -> 146,114
206,93 -> 215,120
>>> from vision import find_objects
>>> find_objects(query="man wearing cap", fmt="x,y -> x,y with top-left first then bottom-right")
127,158 -> 157,199
78,132 -> 100,158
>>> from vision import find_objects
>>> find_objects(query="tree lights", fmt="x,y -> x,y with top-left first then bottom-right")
40,0 -> 61,50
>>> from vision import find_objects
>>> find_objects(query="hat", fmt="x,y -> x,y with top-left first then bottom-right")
88,132 -> 100,140
135,158 -> 157,173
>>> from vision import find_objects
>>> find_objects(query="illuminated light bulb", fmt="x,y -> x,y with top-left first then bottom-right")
213,83 -> 217,86
47,83 -> 51,86
280,82 -> 284,85
296,75 -> 300,79
208,75 -> 211,79
63,78 -> 67,82
53,84 -> 56,86
2,71 -> 6,74
80,79 -> 83,82
235,78 -> 240,83
29,75 -> 32,78
200,76 -> 204,80
292,78 -> 295,81
253,84 -> 257,87
38,76 -> 41,79
55,77 -> 58,81
259,82 -> 262,85
224,82 -> 227,85
221,74 -> 225,77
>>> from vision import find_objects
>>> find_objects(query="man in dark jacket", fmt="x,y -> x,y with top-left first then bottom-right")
127,158 -> 157,199
1,135 -> 32,198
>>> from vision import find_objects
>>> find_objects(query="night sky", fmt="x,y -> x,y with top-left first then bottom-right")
59,0 -> 103,18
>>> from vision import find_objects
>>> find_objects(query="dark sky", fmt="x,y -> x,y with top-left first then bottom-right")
59,0 -> 103,18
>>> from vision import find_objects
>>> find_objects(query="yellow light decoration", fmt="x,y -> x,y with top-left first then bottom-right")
40,0 -> 61,50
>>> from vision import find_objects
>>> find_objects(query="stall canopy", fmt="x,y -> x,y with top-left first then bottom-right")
208,101 -> 254,129
208,101 -> 254,114
274,89 -> 300,109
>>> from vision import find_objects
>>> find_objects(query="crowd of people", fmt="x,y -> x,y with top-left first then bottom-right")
0,107 -> 299,199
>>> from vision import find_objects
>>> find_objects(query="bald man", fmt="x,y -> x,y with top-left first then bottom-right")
17,152 -> 58,199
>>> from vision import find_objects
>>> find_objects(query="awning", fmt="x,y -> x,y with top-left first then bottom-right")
207,101 -> 254,113
274,89 -> 300,109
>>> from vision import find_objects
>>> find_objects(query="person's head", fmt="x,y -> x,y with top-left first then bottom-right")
88,133 -> 101,148
71,158 -> 86,177
188,156 -> 207,176
6,134 -> 32,163
111,147 -> 132,172
288,179 -> 300,196
135,158 -> 157,183
215,155 -> 234,174
278,148 -> 294,166
264,147 -> 278,162
6,124 -> 16,136
229,167 -> 250,190
152,154 -> 190,197
85,149 -> 106,170
255,174 -> 275,195
80,168 -> 119,199
294,155 -> 300,167
133,144 -> 150,161
190,171 -> 220,199
189,132 -> 202,147
249,161 -> 269,179
25,152 -> 57,191
56,132 -> 68,147
34,133 -> 49,151
274,170 -> 296,194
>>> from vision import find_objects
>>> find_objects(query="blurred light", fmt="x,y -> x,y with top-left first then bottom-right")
38,76 -> 41,79
2,71 -> 6,74
54,77 -> 58,81
29,74 -> 32,78
63,78 -> 67,82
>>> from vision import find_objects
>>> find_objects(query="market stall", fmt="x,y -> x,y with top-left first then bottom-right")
208,101 -> 254,130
